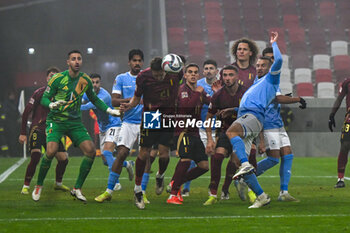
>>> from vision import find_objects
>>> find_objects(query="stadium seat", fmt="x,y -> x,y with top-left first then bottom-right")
245,21 -> 265,40
282,54 -> 289,68
315,69 -> 333,83
205,14 -> 223,28
307,28 -> 328,54
319,1 -> 336,28
333,55 -> 350,82
296,82 -> 314,98
241,0 -> 259,9
189,40 -> 206,56
291,54 -> 310,69
317,82 -> 335,98
280,81 -> 293,95
328,27 -> 347,41
280,0 -> 297,15
262,13 -> 282,28
331,41 -> 348,56
294,68 -> 312,84
226,26 -> 244,41
288,27 -> 305,44
268,27 -> 287,53
167,27 -> 185,42
313,54 -> 330,70
255,40 -> 267,54
283,15 -> 299,29
229,40 -> 235,63
207,27 -> 225,42
280,68 -> 291,83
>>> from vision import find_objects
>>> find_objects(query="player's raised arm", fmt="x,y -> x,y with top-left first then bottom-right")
269,32 -> 283,80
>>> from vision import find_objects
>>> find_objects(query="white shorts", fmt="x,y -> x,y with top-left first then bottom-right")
235,113 -> 262,155
199,128 -> 216,148
117,122 -> 140,150
99,126 -> 121,150
263,127 -> 291,150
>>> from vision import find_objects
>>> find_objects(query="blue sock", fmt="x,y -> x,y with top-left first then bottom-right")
230,136 -> 248,163
107,171 -> 120,190
141,173 -> 150,191
123,161 -> 127,167
183,160 -> 196,191
280,154 -> 293,191
243,173 -> 263,196
102,150 -> 115,171
256,156 -> 280,176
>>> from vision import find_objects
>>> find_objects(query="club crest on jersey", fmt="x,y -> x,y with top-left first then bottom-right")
181,92 -> 188,99
143,110 -> 161,129
63,86 -> 68,91
45,86 -> 51,93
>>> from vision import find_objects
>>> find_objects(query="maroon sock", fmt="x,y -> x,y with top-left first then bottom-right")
222,160 -> 237,192
208,153 -> 224,195
158,156 -> 169,175
171,160 -> 191,195
135,157 -> 147,185
150,156 -> 156,165
338,151 -> 348,178
55,159 -> 68,183
185,166 -> 208,182
249,148 -> 257,169
24,152 -> 41,186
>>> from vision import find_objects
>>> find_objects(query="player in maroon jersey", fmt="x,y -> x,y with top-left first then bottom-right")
329,78 -> 350,188
19,67 -> 69,195
202,65 -> 247,205
121,56 -> 182,209
166,63 -> 210,204
230,38 -> 259,89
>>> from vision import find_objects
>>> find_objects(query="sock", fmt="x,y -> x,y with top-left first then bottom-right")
102,150 -> 115,171
123,161 -> 128,167
208,153 -> 224,195
184,166 -> 208,183
135,157 -> 146,185
24,151 -> 41,186
243,173 -> 263,196
183,160 -> 196,191
74,156 -> 94,189
37,154 -> 53,186
150,156 -> 156,165
249,148 -> 257,169
158,156 -> 170,175
55,159 -> 68,183
222,160 -> 237,192
107,171 -> 120,190
337,151 -> 348,179
171,160 -> 191,195
280,154 -> 293,191
141,172 -> 150,191
230,136 -> 248,163
256,156 -> 280,176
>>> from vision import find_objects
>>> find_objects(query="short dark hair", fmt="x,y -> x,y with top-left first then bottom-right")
203,59 -> 217,68
258,56 -> 273,65
184,63 -> 200,73
67,50 -> 82,58
129,49 -> 144,61
46,66 -> 60,76
231,38 -> 259,65
221,65 -> 239,73
150,57 -> 162,71
262,47 -> 273,56
90,73 -> 101,79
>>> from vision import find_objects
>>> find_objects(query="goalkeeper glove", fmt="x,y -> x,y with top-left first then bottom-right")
106,107 -> 121,117
328,113 -> 336,132
49,100 -> 67,110
299,97 -> 306,109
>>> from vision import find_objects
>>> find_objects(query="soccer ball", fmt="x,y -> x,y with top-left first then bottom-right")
161,53 -> 184,73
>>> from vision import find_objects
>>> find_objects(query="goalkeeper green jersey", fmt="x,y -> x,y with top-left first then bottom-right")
41,70 -> 109,122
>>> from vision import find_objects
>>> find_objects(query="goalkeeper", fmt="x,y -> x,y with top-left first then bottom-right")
32,50 -> 120,202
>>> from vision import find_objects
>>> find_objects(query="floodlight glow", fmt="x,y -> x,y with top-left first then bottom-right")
28,48 -> 35,54
87,48 -> 93,54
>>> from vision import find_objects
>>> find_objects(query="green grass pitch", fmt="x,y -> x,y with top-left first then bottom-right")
0,156 -> 350,233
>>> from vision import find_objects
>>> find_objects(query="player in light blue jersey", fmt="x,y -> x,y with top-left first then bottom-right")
95,49 -> 144,203
81,73 -> 133,191
254,48 -> 306,202
226,32 -> 280,208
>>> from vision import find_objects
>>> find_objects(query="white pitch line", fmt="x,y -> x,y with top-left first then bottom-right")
0,158 -> 26,183
5,175 -> 347,182
0,214 -> 349,222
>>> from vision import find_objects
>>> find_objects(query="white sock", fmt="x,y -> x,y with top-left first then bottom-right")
106,188 -> 113,194
134,185 -> 142,193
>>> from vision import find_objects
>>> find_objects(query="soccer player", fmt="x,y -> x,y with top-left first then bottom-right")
255,50 -> 306,201
19,67 -> 69,195
121,56 -> 182,209
225,32 -> 280,208
181,59 -> 219,197
167,63 -> 210,204
94,49 -> 144,203
32,50 -> 120,202
203,65 -> 247,205
329,79 -> 350,188
81,73 -> 133,191
230,37 -> 259,89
